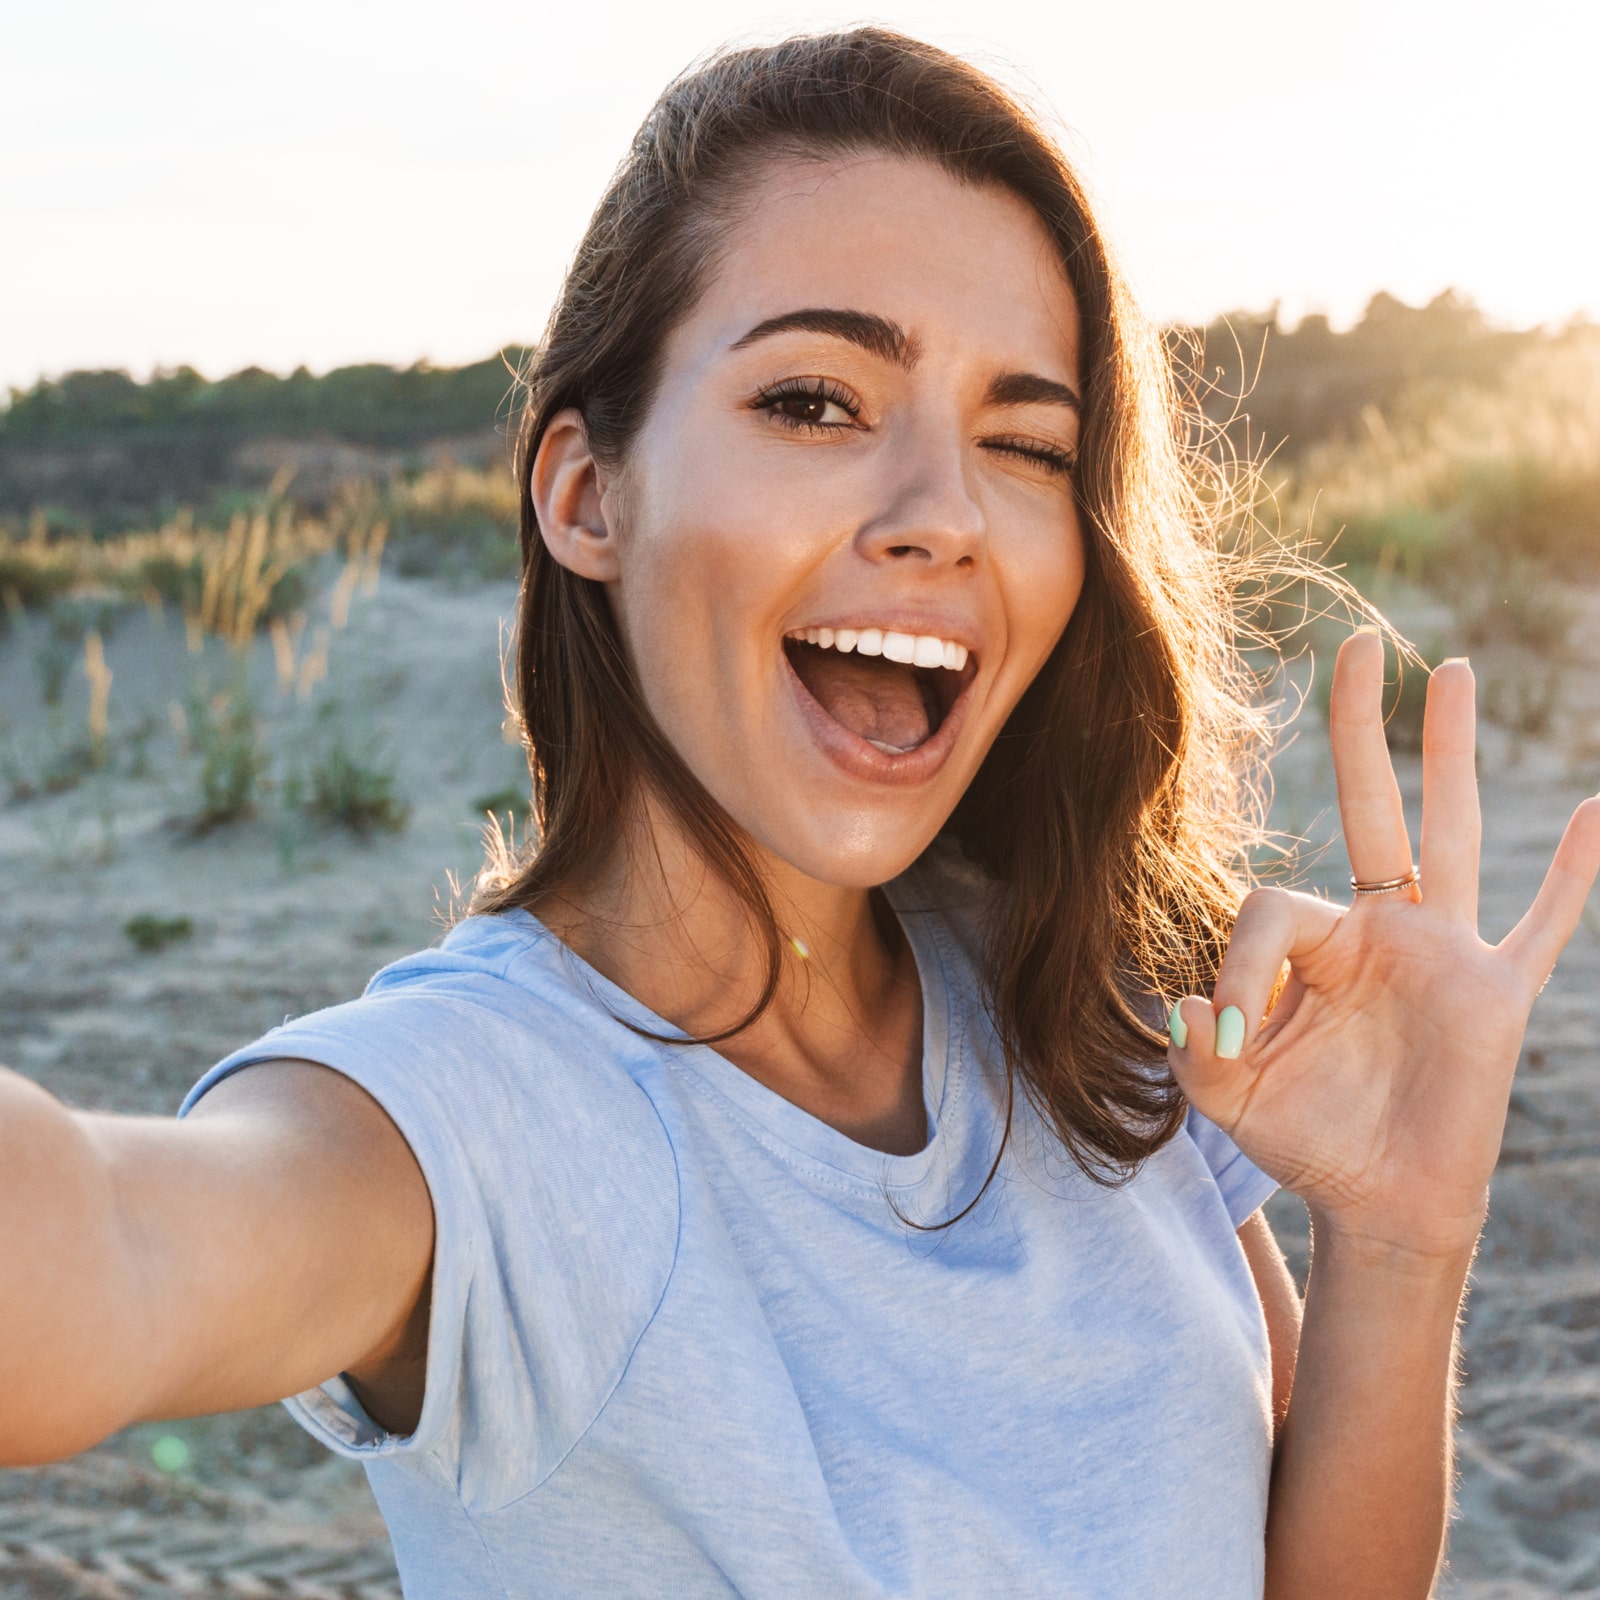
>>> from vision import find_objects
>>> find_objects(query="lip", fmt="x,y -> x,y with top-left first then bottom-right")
780,641 -> 979,787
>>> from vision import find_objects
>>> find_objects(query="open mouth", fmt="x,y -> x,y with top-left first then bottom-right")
782,626 -> 977,756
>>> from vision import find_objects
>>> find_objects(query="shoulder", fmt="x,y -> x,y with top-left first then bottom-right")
363,909 -> 588,1020
184,909 -> 681,1278
183,911 -> 682,1503
199,911 -> 666,1112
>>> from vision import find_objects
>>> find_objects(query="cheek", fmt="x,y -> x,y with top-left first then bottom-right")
1002,501 -> 1089,680
609,443 -> 818,739
618,406 -> 873,642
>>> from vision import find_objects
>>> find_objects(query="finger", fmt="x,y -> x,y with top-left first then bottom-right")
1168,890 -> 1342,1128
1419,658 -> 1480,923
1168,994 -> 1217,1058
1330,631 -> 1415,887
1168,993 -> 1233,1124
1499,795 -> 1600,992
1212,887 -> 1343,1055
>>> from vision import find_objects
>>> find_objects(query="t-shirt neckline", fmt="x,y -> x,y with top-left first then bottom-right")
504,874 -> 963,1192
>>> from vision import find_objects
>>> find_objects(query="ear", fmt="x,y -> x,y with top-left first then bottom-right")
530,408 -> 620,582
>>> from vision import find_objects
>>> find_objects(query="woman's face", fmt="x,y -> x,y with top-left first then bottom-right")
587,153 -> 1086,888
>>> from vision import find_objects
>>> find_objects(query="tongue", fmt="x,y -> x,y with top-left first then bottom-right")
791,647 -> 931,751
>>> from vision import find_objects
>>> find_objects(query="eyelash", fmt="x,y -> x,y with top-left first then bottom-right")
751,377 -> 862,430
985,435 -> 1078,476
750,379 -> 1076,475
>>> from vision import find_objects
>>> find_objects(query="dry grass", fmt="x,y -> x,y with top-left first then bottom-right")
374,461 -> 519,581
1239,326 -> 1600,746
0,497 -> 393,652
1286,326 -> 1600,582
0,489 -> 409,835
0,461 -> 513,632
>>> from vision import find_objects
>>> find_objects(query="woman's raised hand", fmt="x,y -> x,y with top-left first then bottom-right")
1170,629 -> 1600,1261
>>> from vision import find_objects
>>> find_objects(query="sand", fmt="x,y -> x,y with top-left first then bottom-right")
1,568 -> 1596,1596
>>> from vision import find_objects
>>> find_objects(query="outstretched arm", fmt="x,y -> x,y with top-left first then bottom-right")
0,1059 -> 433,1465
1171,632 -> 1600,1598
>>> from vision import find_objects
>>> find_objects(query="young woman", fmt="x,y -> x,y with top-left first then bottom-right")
3,29 -> 1596,1600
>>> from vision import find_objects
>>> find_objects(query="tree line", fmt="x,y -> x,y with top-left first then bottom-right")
2,355 -> 520,452
1,292 -> 1584,533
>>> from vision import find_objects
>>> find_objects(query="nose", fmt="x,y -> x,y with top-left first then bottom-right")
852,419 -> 986,571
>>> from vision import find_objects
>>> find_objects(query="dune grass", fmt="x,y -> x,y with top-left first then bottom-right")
0,503 -> 334,644
0,490 -> 415,841
1283,326 -> 1600,587
2,313 -> 1594,830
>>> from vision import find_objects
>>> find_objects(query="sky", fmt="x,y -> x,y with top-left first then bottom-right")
3,0 -> 1597,393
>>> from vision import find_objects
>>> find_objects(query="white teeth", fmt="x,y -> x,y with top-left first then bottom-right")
784,625 -> 973,672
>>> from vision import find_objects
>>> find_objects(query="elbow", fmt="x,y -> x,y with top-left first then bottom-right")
0,1363 -> 142,1472
0,1402 -> 128,1469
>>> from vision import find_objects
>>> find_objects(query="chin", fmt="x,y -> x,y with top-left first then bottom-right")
748,804 -> 947,891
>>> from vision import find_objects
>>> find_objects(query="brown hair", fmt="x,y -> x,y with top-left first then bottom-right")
476,27 -> 1272,1183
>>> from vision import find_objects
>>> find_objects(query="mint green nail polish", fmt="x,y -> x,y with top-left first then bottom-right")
1215,1005 -> 1246,1060
1168,1001 -> 1188,1049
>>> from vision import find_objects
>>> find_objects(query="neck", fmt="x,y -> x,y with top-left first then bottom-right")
535,791 -> 928,1154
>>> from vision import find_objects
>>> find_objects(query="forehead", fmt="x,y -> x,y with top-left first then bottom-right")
685,152 -> 1080,376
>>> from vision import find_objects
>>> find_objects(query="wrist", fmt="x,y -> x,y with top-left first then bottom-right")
1308,1207 -> 1481,1286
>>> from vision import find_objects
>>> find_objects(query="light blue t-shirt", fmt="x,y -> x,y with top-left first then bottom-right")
182,852 -> 1278,1598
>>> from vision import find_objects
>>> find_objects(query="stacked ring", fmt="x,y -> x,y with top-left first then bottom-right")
1350,867 -> 1421,897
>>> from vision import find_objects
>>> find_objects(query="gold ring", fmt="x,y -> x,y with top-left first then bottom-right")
1350,867 -> 1420,897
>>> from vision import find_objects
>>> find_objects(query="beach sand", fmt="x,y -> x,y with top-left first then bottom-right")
1,571 -> 1595,1595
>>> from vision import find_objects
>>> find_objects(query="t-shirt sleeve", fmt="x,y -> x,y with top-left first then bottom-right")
178,918 -> 680,1514
1183,1105 -> 1278,1227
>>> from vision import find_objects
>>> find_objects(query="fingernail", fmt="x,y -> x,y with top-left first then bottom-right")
1168,1000 -> 1188,1049
1215,1005 -> 1247,1060
1441,655 -> 1469,667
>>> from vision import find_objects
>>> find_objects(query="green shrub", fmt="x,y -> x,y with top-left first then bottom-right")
0,538 -> 82,610
187,683 -> 267,828
124,914 -> 194,953
1321,506 -> 1453,584
470,784 -> 531,820
1285,325 -> 1600,590
304,733 -> 408,836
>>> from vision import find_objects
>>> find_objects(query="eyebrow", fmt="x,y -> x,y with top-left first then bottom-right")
729,306 -> 1080,412
730,307 -> 919,367
983,370 -> 1081,413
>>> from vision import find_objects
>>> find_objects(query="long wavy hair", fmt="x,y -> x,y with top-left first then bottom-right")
475,27 -> 1276,1183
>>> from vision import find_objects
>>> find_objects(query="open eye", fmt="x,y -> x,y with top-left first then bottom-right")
752,379 -> 862,432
